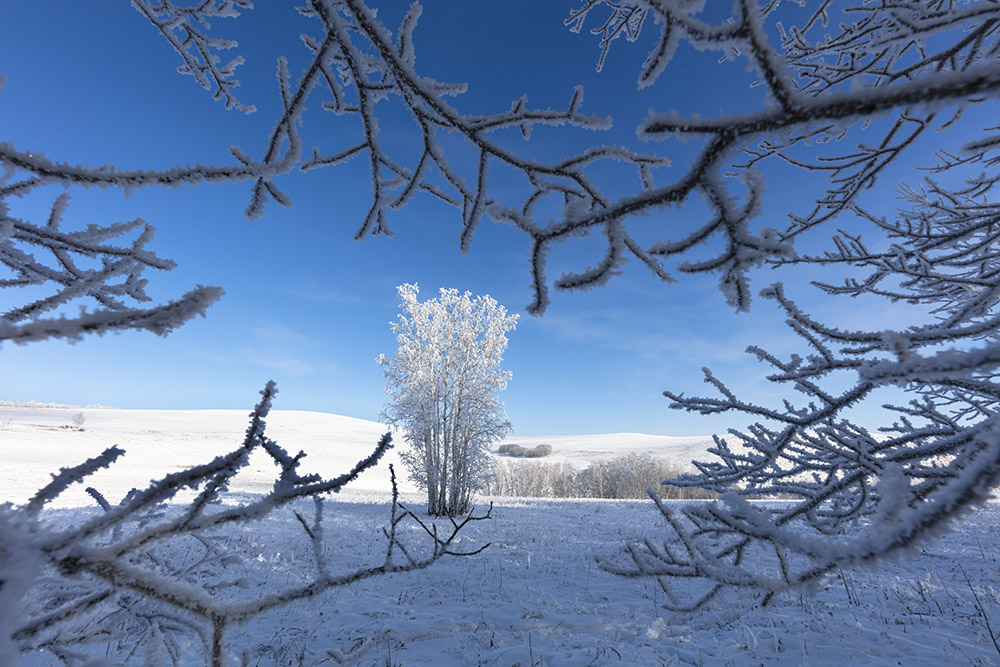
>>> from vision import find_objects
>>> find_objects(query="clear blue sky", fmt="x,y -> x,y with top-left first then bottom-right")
0,2 -> 989,435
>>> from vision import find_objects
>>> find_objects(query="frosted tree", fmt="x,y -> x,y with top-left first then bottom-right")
378,284 -> 518,516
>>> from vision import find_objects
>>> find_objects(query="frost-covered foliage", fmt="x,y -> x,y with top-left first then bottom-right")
562,1 -> 1000,609
497,443 -> 553,458
378,284 -> 518,516
487,453 -> 714,500
0,184 -> 221,345
3,382 -> 489,665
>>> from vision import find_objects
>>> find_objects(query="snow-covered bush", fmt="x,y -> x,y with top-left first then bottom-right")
5,382 -> 490,665
522,445 -> 553,458
69,412 -> 85,431
378,284 -> 518,516
487,454 -> 711,500
498,443 -> 552,458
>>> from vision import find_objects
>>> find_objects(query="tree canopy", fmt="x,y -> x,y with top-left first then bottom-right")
378,284 -> 517,516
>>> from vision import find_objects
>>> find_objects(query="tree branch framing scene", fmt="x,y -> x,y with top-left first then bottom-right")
2,0 -> 1000,664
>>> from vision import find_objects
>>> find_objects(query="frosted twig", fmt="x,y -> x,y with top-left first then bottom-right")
11,382 -> 491,665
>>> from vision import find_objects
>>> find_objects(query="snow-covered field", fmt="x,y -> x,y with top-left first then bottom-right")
4,404 -> 1000,665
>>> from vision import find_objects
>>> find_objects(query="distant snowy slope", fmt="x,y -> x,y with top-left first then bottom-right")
0,405 -> 718,508
0,405 -> 411,507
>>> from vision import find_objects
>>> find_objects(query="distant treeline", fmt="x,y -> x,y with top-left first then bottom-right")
484,453 -> 715,500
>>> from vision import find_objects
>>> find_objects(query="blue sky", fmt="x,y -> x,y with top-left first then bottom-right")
0,2 -> 990,436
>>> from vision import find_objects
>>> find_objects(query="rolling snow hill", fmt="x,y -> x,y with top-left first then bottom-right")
0,403 -> 718,508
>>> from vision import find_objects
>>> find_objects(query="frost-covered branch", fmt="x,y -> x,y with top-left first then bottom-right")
131,0 -> 255,113
607,259 -> 1000,607
552,0 -> 1000,311
0,179 -> 221,345
6,1 -> 998,323
5,382 -> 490,665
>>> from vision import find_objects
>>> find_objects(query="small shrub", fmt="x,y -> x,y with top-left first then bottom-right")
497,443 -> 552,458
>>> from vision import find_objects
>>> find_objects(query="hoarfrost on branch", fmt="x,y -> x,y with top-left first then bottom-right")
6,382 -> 490,665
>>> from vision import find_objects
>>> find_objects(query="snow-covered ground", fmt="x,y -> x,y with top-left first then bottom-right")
4,404 -> 1000,665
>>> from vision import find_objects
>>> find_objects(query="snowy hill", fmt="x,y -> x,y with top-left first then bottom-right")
1,404 -> 410,507
0,404 -> 717,508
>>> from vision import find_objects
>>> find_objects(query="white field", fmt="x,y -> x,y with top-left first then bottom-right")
3,404 -> 1000,665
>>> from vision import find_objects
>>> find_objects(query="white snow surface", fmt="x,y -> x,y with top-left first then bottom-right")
4,405 -> 1000,665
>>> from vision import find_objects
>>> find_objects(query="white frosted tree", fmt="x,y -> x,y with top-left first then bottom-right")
378,284 -> 518,516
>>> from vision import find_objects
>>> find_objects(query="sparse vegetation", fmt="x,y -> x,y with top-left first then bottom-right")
498,444 -> 553,458
486,453 -> 714,500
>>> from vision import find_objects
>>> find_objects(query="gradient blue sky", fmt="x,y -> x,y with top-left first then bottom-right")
0,2 -> 989,435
